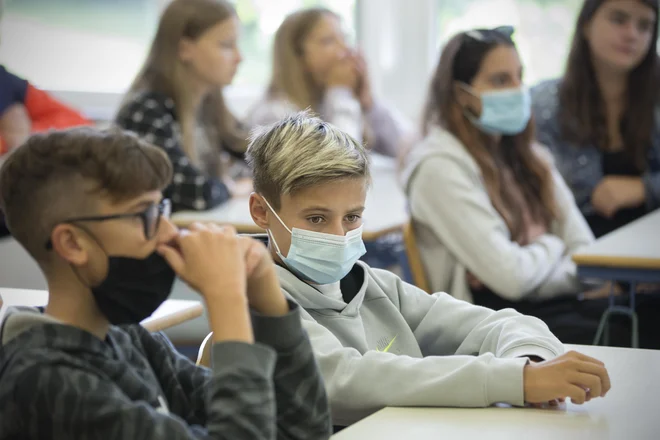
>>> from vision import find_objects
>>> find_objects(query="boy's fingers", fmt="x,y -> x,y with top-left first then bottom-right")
157,244 -> 185,275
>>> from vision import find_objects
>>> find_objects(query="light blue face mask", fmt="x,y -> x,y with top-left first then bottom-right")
262,198 -> 367,285
461,84 -> 531,135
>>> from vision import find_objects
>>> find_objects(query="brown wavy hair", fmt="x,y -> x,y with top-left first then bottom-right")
422,29 -> 558,238
559,0 -> 660,170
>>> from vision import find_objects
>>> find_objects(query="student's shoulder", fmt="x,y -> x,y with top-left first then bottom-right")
407,127 -> 483,181
246,94 -> 301,127
530,79 -> 562,116
116,90 -> 177,123
360,262 -> 422,299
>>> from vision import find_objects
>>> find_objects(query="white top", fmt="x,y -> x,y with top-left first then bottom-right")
400,127 -> 595,302
314,282 -> 344,303
333,344 -> 660,440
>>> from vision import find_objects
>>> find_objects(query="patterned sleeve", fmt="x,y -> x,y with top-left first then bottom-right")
116,93 -> 230,212
13,342 -> 280,439
148,304 -> 333,440
250,302 -> 333,439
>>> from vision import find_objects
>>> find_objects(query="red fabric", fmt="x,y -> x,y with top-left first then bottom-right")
24,84 -> 91,132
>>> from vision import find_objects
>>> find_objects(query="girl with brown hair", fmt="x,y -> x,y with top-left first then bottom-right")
246,7 -> 410,158
532,0 -> 660,238
401,27 -> 660,347
116,0 -> 250,213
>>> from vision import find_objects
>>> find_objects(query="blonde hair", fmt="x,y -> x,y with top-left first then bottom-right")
125,0 -> 245,166
268,7 -> 339,111
246,111 -> 370,209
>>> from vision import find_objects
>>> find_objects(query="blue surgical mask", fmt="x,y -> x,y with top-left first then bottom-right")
262,198 -> 367,285
461,84 -> 531,135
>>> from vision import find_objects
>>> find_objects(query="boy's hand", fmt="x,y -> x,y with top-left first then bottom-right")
239,236 -> 289,317
157,223 -> 246,303
523,351 -> 610,405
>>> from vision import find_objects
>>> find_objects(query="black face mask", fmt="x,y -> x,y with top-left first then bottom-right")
90,252 -> 176,325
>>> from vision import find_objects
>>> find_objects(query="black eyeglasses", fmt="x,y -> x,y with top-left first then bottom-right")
45,199 -> 171,250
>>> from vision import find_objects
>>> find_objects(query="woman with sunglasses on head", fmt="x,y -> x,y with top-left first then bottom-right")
532,0 -> 660,239
401,27 -> 660,348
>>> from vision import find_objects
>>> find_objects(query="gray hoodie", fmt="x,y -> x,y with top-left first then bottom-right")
276,261 -> 564,426
0,303 -> 331,439
400,126 -> 595,303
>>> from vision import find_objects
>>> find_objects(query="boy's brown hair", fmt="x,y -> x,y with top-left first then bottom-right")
0,127 -> 172,265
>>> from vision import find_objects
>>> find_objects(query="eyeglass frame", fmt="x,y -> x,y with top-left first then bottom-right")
44,198 -> 172,250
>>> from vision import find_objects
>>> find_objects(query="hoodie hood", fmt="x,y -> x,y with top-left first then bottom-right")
1,306 -> 60,346
275,262 -> 369,317
399,126 -> 467,196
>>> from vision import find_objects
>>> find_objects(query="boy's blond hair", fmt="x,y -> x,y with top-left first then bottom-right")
246,112 -> 370,209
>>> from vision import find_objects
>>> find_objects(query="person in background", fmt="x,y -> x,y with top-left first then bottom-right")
246,111 -> 613,429
532,0 -> 660,239
400,27 -> 660,348
0,66 -> 90,158
116,0 -> 251,213
246,7 -> 410,158
248,7 -> 411,271
0,65 -> 91,237
0,127 -> 331,439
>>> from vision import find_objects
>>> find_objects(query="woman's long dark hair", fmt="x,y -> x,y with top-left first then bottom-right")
422,29 -> 558,240
559,0 -> 660,170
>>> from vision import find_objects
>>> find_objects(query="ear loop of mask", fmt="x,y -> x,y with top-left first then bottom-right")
259,196 -> 292,257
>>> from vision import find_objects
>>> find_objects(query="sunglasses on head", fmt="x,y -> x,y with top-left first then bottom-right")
45,199 -> 172,250
464,25 -> 515,42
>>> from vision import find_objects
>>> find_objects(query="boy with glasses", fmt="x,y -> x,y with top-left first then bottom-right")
0,127 -> 331,439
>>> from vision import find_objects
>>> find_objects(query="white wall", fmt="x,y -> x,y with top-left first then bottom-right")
46,0 -> 437,126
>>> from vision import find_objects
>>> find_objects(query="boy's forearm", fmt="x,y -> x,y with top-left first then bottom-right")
247,269 -> 289,317
204,291 -> 254,344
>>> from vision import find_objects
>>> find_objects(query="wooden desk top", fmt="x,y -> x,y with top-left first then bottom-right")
572,209 -> 660,269
0,288 -> 203,332
333,344 -> 660,440
172,155 -> 409,241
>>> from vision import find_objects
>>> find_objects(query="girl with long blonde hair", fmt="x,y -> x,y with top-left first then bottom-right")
116,0 -> 249,212
247,7 -> 410,157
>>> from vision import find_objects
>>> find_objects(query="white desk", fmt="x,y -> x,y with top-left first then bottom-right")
172,154 -> 409,241
573,209 -> 660,272
332,344 -> 660,440
0,288 -> 203,332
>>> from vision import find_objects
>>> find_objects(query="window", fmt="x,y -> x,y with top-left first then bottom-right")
0,0 -> 355,94
0,0 -> 165,93
436,0 -> 582,86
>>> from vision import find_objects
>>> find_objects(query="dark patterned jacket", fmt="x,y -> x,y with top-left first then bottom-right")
531,79 -> 660,215
115,91 -> 231,212
0,304 -> 332,439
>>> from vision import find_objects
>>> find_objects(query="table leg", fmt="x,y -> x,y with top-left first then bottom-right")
592,282 -> 639,348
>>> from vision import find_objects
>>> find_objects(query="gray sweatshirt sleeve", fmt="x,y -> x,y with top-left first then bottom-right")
377,268 -> 565,361
408,152 -> 589,300
14,342 -> 278,439
295,278 -> 564,425
13,305 -> 331,439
